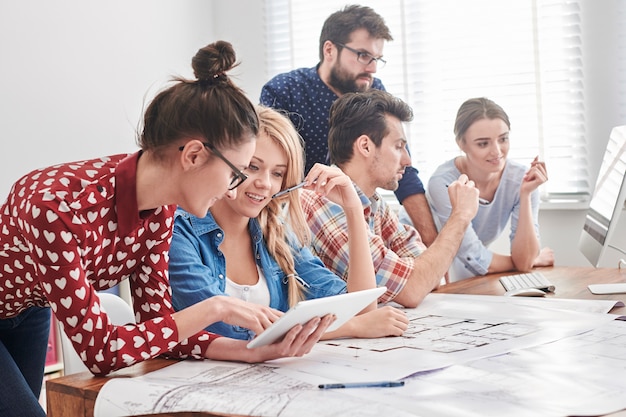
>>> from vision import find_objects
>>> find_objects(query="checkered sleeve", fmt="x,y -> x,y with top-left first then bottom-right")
373,202 -> 427,302
300,190 -> 351,281
301,190 -> 426,304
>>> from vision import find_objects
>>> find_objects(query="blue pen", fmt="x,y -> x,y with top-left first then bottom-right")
318,380 -> 405,389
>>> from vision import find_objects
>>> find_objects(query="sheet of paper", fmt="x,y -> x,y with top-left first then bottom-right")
94,294 -> 626,417
93,360 -> 418,417
314,293 -> 616,368
375,320 -> 626,417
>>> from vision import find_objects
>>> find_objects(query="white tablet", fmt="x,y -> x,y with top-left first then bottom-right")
247,287 -> 386,349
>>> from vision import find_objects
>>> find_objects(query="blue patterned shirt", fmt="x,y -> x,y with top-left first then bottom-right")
260,65 -> 425,203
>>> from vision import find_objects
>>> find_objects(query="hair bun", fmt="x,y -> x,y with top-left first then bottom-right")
192,40 -> 238,82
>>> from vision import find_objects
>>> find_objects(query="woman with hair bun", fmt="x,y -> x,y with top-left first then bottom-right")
0,41 -> 333,417
169,106 -> 408,341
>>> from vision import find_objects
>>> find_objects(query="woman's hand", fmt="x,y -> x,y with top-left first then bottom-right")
351,306 -> 408,338
210,296 -> 283,336
521,156 -> 548,197
205,314 -> 336,363
304,163 -> 361,211
532,247 -> 555,267
324,306 -> 408,339
248,314 -> 335,361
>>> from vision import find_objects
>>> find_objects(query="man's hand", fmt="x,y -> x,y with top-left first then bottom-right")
447,174 -> 479,222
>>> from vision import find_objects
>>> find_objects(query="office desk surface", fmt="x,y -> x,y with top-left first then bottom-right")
434,265 -> 626,315
47,266 -> 626,417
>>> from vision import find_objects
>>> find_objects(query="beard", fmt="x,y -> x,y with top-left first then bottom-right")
328,63 -> 372,95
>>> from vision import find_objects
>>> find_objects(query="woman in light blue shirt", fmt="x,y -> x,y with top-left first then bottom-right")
428,98 -> 554,281
169,106 -> 408,340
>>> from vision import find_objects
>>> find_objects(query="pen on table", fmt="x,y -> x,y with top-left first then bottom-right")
318,380 -> 405,389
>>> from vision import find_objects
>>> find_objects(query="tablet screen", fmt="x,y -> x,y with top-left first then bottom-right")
246,287 -> 386,349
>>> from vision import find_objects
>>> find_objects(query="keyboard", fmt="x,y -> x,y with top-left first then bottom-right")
499,272 -> 555,293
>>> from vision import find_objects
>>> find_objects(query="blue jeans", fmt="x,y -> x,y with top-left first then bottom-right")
0,306 -> 50,417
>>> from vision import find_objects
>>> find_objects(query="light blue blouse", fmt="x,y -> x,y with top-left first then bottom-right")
168,208 -> 347,340
426,158 -> 540,281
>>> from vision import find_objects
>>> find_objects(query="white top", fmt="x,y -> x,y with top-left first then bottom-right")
225,265 -> 271,306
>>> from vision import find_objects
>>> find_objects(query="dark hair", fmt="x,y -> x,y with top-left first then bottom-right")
138,40 -> 259,156
318,5 -> 393,61
328,90 -> 413,166
454,97 -> 510,144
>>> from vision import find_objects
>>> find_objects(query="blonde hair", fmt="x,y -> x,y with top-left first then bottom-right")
255,106 -> 310,306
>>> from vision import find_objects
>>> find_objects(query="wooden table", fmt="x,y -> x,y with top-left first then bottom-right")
45,359 -> 197,417
434,265 -> 626,315
47,266 -> 626,417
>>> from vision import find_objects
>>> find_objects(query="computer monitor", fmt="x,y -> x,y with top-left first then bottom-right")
579,125 -> 626,267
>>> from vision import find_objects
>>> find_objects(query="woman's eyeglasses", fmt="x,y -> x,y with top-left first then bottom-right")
178,143 -> 248,190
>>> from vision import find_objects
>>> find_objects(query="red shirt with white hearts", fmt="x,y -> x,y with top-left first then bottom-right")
0,152 -> 220,375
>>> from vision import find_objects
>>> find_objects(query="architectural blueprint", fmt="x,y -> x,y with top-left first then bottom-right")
94,294 -> 624,417
315,293 -> 619,366
94,360 -> 418,417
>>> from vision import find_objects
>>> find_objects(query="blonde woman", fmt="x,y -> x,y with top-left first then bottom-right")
169,106 -> 408,340
0,42 -> 332,417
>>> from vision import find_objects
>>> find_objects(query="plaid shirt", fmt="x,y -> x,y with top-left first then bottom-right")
300,184 -> 427,304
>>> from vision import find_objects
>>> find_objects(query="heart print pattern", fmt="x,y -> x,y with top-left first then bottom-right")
0,152 -> 219,375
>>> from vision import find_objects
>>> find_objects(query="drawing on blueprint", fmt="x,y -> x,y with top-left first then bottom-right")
322,312 -> 536,353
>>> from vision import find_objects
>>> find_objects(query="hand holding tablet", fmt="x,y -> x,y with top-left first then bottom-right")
247,287 -> 386,349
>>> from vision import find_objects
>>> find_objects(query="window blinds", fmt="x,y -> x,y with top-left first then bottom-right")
264,0 -> 589,200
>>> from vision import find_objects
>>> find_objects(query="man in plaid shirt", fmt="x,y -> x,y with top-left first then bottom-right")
300,90 -> 479,307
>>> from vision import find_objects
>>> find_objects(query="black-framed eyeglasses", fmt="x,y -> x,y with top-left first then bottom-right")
335,43 -> 386,69
178,142 -> 248,190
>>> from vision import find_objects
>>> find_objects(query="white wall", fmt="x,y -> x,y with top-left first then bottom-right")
0,0 -> 216,196
211,1 -> 266,101
1,1 -> 624,269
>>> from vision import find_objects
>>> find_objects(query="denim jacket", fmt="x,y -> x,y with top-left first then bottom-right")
169,208 -> 347,340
